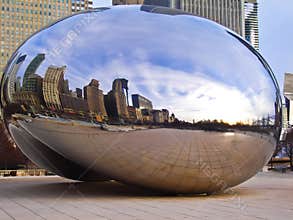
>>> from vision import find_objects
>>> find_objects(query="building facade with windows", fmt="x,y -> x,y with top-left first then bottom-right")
0,0 -> 93,73
84,79 -> 108,119
244,0 -> 259,50
72,0 -> 93,12
132,94 -> 153,110
113,0 -> 259,49
43,65 -> 66,111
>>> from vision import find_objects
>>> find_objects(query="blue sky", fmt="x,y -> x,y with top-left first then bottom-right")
12,6 -> 275,123
93,0 -> 292,91
259,0 -> 293,90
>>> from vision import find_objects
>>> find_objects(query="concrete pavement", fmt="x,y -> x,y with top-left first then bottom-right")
0,171 -> 292,219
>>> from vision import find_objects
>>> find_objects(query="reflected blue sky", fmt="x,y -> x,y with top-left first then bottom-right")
9,6 -> 276,124
94,0 -> 293,90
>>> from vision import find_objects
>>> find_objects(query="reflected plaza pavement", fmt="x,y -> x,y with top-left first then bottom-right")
0,3 -> 290,220
0,171 -> 293,220
0,5 -> 281,194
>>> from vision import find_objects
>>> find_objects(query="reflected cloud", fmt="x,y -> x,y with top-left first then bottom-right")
0,5 -> 281,194
3,5 -> 279,126
2,7 -> 275,123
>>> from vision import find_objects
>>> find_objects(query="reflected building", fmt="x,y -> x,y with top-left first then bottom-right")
13,91 -> 44,113
141,108 -> 153,123
76,88 -> 83,98
170,113 -> 176,123
132,93 -> 153,123
0,5 -> 280,194
15,77 -> 21,93
132,94 -> 153,110
127,106 -> 139,122
60,93 -> 89,113
162,109 -> 169,122
104,78 -> 129,121
152,109 -> 164,123
63,80 -> 70,94
43,66 -> 66,111
151,109 -> 169,123
127,106 -> 143,123
23,74 -> 43,94
22,54 -> 45,90
284,73 -> 293,126
14,73 -> 45,113
6,54 -> 26,103
84,79 -> 108,121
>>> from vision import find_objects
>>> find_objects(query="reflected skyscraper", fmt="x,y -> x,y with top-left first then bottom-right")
0,5 -> 281,193
105,79 -> 129,121
15,77 -> 21,93
6,54 -> 26,103
63,80 -> 70,94
60,93 -> 89,113
84,79 -> 108,120
162,109 -> 169,122
23,54 -> 45,91
76,88 -> 83,98
132,94 -> 153,110
43,66 -> 66,111
24,74 -> 43,94
152,109 -> 164,123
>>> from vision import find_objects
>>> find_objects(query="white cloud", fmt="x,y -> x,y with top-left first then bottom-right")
14,6 -> 276,124
90,58 -> 273,124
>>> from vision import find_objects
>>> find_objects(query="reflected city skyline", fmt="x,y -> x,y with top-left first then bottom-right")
1,6 -> 278,125
4,52 -> 277,132
0,5 -> 280,193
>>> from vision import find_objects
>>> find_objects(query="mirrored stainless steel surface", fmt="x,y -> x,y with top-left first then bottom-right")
0,5 -> 281,193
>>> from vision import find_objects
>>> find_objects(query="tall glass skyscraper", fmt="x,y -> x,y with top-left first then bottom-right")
244,0 -> 259,50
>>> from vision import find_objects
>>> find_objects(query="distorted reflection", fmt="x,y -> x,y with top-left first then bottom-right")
2,6 -> 280,130
0,5 -> 281,193
3,54 -> 279,133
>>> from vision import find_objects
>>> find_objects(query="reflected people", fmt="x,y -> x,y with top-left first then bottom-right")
0,5 -> 282,193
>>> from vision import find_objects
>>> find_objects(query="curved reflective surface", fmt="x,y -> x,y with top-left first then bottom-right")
0,5 -> 281,193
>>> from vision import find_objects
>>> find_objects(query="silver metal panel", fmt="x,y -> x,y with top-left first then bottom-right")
0,5 -> 281,193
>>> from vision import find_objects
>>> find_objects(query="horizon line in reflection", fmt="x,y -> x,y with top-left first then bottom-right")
4,53 -> 276,130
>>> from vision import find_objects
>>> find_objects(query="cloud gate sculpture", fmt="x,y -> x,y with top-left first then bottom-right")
0,5 -> 282,193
